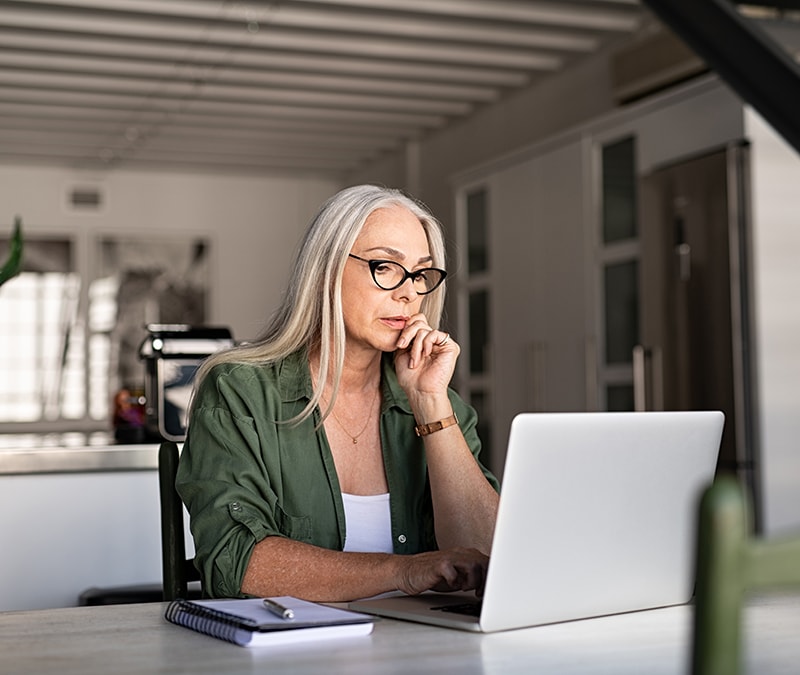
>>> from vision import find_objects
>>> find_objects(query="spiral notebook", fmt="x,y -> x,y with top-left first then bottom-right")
165,596 -> 375,647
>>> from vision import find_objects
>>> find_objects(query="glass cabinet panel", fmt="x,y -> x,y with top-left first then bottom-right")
602,137 -> 637,243
606,384 -> 634,412
604,260 -> 639,365
466,189 -> 488,274
468,289 -> 489,375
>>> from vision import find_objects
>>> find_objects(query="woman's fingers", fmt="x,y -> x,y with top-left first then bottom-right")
398,316 -> 456,369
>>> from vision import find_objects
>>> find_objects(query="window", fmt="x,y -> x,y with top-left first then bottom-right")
0,237 -> 92,424
0,233 -> 210,434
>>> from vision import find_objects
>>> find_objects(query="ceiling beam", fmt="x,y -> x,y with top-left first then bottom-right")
641,0 -> 800,155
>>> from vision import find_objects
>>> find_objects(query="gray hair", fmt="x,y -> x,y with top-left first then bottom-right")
192,184 -> 447,424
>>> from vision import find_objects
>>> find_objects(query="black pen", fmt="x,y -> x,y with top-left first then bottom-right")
262,598 -> 294,620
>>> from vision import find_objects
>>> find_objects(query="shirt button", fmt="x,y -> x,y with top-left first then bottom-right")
231,501 -> 242,511
397,534 -> 407,544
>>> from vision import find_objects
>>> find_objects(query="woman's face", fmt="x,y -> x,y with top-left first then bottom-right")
342,203 -> 433,354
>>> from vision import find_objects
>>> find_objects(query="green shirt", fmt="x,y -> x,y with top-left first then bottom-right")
176,349 -> 498,598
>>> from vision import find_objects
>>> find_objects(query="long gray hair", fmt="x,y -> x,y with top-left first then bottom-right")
192,184 -> 447,424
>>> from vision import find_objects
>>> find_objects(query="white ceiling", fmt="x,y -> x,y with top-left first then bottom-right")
0,0 -> 651,176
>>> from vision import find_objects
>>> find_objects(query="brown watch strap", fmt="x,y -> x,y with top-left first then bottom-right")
414,412 -> 458,437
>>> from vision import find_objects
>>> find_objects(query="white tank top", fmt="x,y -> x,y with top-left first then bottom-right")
341,492 -> 393,553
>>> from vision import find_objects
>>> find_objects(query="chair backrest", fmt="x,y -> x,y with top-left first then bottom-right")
158,440 -> 201,601
692,475 -> 800,675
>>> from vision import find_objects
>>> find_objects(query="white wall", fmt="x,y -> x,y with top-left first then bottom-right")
0,468 -> 162,611
0,165 -> 340,341
746,110 -> 800,535
479,139 -> 591,473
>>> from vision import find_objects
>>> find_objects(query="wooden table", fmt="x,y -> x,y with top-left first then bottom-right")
1,595 -> 798,674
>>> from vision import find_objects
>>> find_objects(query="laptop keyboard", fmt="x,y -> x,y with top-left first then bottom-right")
431,601 -> 483,617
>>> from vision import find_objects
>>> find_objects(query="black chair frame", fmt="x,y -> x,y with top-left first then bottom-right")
158,440 -> 201,601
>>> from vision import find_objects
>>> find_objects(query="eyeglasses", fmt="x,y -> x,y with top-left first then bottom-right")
348,254 -> 447,295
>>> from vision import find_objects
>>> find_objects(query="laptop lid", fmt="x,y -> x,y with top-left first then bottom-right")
350,411 -> 724,633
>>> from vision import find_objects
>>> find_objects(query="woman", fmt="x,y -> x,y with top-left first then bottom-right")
177,184 -> 499,602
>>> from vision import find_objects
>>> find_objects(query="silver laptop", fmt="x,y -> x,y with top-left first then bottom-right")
350,411 -> 724,633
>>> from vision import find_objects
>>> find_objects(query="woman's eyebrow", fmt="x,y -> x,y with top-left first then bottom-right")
363,246 -> 433,264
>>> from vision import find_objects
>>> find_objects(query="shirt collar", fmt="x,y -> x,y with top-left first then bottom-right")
278,348 -> 413,416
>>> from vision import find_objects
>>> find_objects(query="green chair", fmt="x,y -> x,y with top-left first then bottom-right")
692,475 -> 800,674
158,440 -> 202,601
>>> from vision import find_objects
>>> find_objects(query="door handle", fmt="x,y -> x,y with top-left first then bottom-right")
676,242 -> 692,281
633,345 -> 663,412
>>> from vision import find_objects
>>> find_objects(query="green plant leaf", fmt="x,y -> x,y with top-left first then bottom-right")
0,216 -> 24,287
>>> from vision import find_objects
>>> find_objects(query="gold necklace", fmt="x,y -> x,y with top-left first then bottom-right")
329,387 -> 380,444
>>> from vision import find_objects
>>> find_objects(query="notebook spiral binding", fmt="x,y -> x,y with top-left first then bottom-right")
166,599 -> 254,645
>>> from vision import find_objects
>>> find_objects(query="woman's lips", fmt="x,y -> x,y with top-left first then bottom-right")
381,316 -> 408,330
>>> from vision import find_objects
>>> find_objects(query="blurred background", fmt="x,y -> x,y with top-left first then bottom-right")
1,0 -> 799,610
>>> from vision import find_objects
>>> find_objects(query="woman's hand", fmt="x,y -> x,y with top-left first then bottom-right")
394,313 -> 460,398
395,547 -> 489,596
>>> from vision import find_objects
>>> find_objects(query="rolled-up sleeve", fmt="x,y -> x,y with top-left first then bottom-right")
176,365 -> 306,598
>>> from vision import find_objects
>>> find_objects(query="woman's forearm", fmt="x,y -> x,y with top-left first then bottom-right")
240,536 -> 489,602
422,425 -> 499,553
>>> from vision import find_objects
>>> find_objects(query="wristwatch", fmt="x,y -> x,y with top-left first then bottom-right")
414,412 -> 458,437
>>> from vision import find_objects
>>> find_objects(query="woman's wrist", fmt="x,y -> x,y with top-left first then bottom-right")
407,393 -> 453,427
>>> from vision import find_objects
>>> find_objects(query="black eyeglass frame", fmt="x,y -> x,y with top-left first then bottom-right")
348,254 -> 447,295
